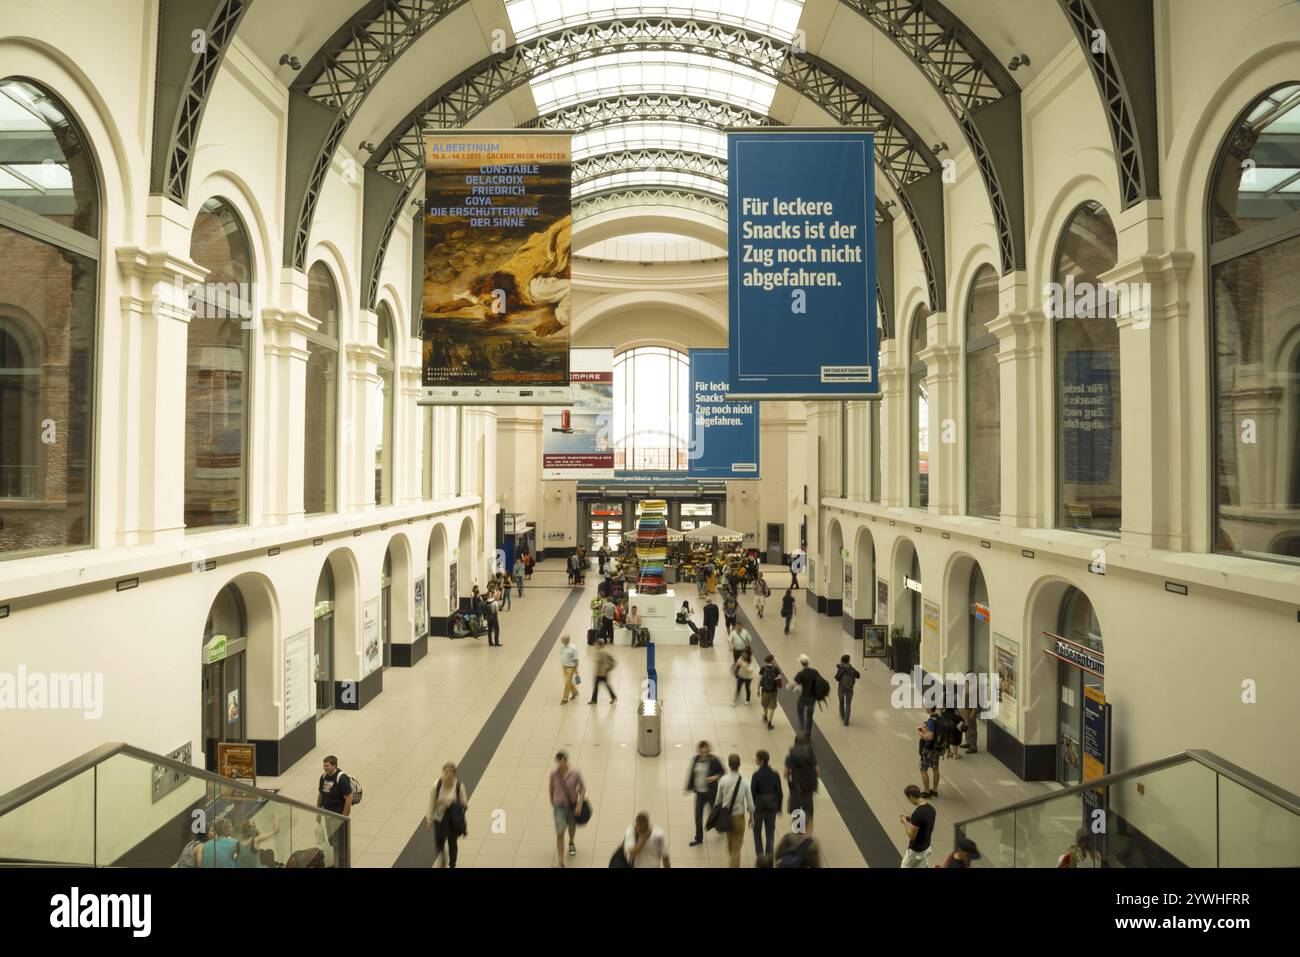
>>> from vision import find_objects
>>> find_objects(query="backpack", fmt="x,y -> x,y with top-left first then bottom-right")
812,672 -> 831,702
836,664 -> 858,692
789,749 -> 818,793
930,715 -> 952,752
340,771 -> 362,806
760,666 -> 778,693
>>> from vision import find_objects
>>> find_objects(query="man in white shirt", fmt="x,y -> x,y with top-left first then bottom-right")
624,812 -> 670,868
729,625 -> 751,662
560,635 -> 579,704
714,753 -> 755,868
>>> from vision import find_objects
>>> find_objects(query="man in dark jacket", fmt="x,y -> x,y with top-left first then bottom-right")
484,593 -> 501,647
701,598 -> 720,648
750,749 -> 784,858
684,740 -> 724,846
834,654 -> 861,725
793,654 -> 822,733
784,734 -> 820,836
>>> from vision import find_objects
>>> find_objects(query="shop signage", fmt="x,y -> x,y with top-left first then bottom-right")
502,512 -> 527,534
1083,686 -> 1109,783
904,576 -> 923,593
726,129 -> 878,398
203,635 -> 227,664
1045,632 -> 1105,678
974,602 -> 990,623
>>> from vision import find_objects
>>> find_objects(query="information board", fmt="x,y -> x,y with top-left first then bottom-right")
283,629 -> 312,733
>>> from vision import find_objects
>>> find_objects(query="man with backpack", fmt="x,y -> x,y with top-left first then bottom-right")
774,831 -> 821,867
317,755 -> 355,865
918,705 -> 947,798
784,733 -> 819,836
758,655 -> 782,730
793,654 -> 829,734
722,587 -> 739,631
834,654 -> 861,726
483,591 -> 501,647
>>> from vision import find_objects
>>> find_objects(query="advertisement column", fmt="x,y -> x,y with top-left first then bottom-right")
419,131 -> 573,405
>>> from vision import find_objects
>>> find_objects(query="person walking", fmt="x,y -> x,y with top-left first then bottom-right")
780,588 -> 795,634
899,784 -> 936,867
559,635 -> 579,705
941,702 -> 965,759
598,544 -> 609,575
722,587 -> 739,632
424,762 -> 469,869
750,749 -> 782,860
834,654 -> 861,726
702,597 -> 719,648
789,553 -> 801,590
695,563 -> 708,599
588,639 -> 618,703
513,557 -> 525,596
684,740 -> 723,847
754,573 -> 770,618
732,647 -> 757,705
728,622 -> 751,663
713,754 -> 755,868
792,654 -> 821,734
549,752 -> 586,866
758,654 -> 782,729
499,575 -> 512,611
623,812 -> 671,868
524,551 -> 534,579
918,706 -> 944,798
784,734 -> 819,836
484,591 -> 501,647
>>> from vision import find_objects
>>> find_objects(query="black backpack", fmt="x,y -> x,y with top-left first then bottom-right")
930,714 -> 953,751
812,672 -> 831,702
777,835 -> 815,868
760,666 -> 778,693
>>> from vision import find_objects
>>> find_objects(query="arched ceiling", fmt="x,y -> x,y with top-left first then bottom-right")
158,0 -> 1150,307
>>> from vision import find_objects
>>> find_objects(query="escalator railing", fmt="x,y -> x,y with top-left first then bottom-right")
0,743 -> 349,867
954,749 -> 1300,867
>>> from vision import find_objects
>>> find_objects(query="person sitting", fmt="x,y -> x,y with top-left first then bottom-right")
626,606 -> 646,646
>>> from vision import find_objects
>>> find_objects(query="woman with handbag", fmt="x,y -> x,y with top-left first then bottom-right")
425,762 -> 470,868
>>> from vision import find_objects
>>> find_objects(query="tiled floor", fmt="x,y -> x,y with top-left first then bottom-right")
259,561 -> 1055,867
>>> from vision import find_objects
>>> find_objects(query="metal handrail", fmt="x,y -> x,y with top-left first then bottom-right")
0,741 -> 349,826
954,749 -> 1300,830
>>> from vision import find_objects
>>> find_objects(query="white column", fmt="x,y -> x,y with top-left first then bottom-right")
260,270 -> 315,525
987,271 -> 1047,529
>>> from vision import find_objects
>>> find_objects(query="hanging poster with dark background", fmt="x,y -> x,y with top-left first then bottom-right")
420,131 -> 573,405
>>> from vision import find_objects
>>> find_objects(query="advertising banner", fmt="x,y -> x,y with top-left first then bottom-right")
688,348 -> 760,478
994,633 -> 1019,733
727,129 -> 878,398
1061,349 -> 1118,485
362,598 -> 380,676
921,598 -> 941,675
420,131 -> 573,405
283,629 -> 312,733
543,348 -> 613,478
876,578 -> 889,629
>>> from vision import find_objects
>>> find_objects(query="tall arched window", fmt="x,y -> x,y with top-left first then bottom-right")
613,346 -> 689,471
305,261 -> 339,515
908,308 -> 929,508
374,302 -> 394,506
1053,201 -> 1120,532
966,265 -> 1000,518
1209,83 -> 1300,565
186,197 -> 252,528
0,78 -> 99,558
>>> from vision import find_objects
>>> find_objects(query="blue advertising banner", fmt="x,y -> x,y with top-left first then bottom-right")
727,130 -> 878,398
689,349 -> 760,479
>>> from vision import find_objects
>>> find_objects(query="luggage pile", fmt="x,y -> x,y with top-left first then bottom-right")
635,499 -> 668,595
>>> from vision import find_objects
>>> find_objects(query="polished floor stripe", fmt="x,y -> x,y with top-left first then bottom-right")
392,587 -> 586,867
736,605 -> 902,867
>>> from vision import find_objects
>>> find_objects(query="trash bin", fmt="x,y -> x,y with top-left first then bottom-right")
637,699 -> 662,757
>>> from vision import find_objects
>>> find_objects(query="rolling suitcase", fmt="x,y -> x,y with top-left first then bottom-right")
587,628 -> 598,646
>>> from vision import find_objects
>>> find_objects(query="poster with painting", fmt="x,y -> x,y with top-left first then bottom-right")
843,561 -> 853,607
876,578 -> 889,630
414,579 -> 427,640
921,599 -> 941,675
226,689 -> 239,725
993,633 -> 1019,732
449,561 -> 458,614
362,598 -> 381,676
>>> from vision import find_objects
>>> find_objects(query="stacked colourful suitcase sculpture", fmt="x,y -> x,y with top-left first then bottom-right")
635,499 -> 668,595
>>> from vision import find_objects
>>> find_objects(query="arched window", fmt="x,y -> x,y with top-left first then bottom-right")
613,346 -> 689,471
305,261 -> 340,515
374,303 -> 395,506
966,266 -> 1000,518
908,308 -> 929,508
1053,201 -> 1120,532
0,78 -> 99,558
186,197 -> 253,529
1055,585 -> 1104,786
1209,83 -> 1300,566
968,563 -> 990,673
314,563 -> 335,717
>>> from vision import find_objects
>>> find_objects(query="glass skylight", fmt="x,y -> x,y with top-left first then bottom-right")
573,122 -> 728,162
506,0 -> 805,42
573,168 -> 726,199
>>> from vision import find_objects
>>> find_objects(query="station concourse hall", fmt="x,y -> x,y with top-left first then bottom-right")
1,0 -> 1299,916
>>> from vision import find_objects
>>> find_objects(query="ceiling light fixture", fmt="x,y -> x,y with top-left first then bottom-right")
279,54 -> 302,71
1008,54 -> 1031,71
